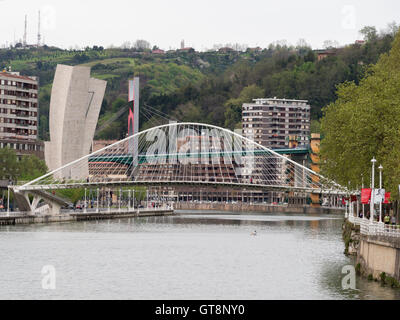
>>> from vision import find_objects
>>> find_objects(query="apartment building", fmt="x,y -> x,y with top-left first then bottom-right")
242,98 -> 311,149
0,70 -> 44,159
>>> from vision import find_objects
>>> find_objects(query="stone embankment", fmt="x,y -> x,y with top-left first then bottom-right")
0,209 -> 174,226
344,219 -> 400,288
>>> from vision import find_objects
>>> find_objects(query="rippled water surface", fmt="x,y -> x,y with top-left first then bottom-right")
1,211 -> 400,300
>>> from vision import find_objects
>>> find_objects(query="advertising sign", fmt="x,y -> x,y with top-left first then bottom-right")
361,188 -> 371,204
374,189 -> 385,204
384,192 -> 391,204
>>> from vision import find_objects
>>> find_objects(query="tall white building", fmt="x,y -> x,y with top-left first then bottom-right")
0,71 -> 44,159
242,98 -> 311,149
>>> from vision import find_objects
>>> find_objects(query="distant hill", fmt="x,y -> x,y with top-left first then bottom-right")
0,27 -> 397,140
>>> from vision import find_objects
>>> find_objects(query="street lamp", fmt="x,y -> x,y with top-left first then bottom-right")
348,181 -> 351,217
378,164 -> 383,223
370,157 -> 377,223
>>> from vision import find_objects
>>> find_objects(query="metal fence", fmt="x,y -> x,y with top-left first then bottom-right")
348,214 -> 400,237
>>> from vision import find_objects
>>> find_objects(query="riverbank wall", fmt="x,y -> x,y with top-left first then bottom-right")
0,209 -> 174,226
175,202 -> 344,214
357,234 -> 400,285
344,219 -> 400,287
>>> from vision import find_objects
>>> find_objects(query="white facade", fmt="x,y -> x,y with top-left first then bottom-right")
45,65 -> 107,180
242,98 -> 311,149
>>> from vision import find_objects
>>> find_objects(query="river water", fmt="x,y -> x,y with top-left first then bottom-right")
0,211 -> 400,300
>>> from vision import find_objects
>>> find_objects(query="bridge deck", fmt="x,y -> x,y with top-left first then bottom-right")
16,180 -> 349,195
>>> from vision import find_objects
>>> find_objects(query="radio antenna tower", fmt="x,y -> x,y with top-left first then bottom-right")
23,15 -> 27,47
37,11 -> 41,47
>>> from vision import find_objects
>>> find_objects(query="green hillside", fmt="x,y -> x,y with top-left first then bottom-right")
0,24 -> 397,141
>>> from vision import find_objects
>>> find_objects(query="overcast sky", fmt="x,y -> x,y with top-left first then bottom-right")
1,0 -> 399,50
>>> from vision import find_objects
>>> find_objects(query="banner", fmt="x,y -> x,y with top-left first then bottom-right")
374,189 -> 385,204
351,195 -> 357,202
361,188 -> 371,204
384,192 -> 391,204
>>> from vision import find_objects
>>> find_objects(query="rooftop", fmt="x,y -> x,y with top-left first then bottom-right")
252,98 -> 309,104
0,71 -> 37,82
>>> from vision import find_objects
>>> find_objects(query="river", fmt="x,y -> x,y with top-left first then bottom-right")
0,211 -> 399,300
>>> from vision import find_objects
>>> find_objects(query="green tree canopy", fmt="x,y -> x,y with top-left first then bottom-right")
18,155 -> 48,181
0,149 -> 47,182
0,148 -> 19,181
224,85 -> 264,129
320,31 -> 400,195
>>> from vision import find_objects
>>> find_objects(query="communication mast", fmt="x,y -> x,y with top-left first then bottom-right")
38,11 -> 42,47
23,15 -> 27,47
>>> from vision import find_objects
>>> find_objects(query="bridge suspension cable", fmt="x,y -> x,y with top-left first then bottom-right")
18,122 -> 348,195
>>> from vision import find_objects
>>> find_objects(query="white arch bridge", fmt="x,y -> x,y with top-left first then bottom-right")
12,122 -> 349,215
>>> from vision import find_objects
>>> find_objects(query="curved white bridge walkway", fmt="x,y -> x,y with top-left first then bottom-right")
12,122 -> 350,215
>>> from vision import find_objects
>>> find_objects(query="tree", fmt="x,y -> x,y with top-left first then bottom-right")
111,97 -> 126,113
120,41 -> 131,49
384,22 -> 399,37
360,26 -> 378,42
224,85 -> 264,129
323,40 -> 340,49
0,149 -> 47,182
134,40 -> 150,51
0,148 -> 19,181
18,155 -> 48,181
320,31 -> 400,195
310,120 -> 321,134
56,188 -> 85,206
172,102 -> 202,122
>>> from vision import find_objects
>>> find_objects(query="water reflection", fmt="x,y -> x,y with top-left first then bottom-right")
0,211 -> 399,300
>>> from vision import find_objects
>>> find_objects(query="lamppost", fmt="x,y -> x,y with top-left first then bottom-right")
348,181 -> 351,217
378,164 -> 383,223
7,186 -> 10,217
370,157 -> 377,223
96,188 -> 99,213
84,188 -> 87,213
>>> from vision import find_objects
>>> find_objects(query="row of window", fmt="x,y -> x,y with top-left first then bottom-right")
0,90 -> 38,99
0,118 -> 37,126
0,99 -> 38,108
0,127 -> 37,135
245,105 -> 310,111
0,79 -> 37,90
0,142 -> 42,151
254,100 -> 308,106
0,108 -> 37,117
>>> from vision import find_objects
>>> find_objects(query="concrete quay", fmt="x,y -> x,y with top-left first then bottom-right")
344,217 -> 400,285
357,234 -> 400,283
0,209 -> 174,226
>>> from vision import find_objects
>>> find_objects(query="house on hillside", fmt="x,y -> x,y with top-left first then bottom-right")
178,47 -> 195,53
218,47 -> 235,53
152,49 -> 165,54
314,49 -> 337,61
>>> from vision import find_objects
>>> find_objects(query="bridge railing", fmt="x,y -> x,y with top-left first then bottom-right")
348,214 -> 400,238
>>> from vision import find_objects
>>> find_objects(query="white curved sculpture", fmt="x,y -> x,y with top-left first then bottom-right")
44,64 -> 107,180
